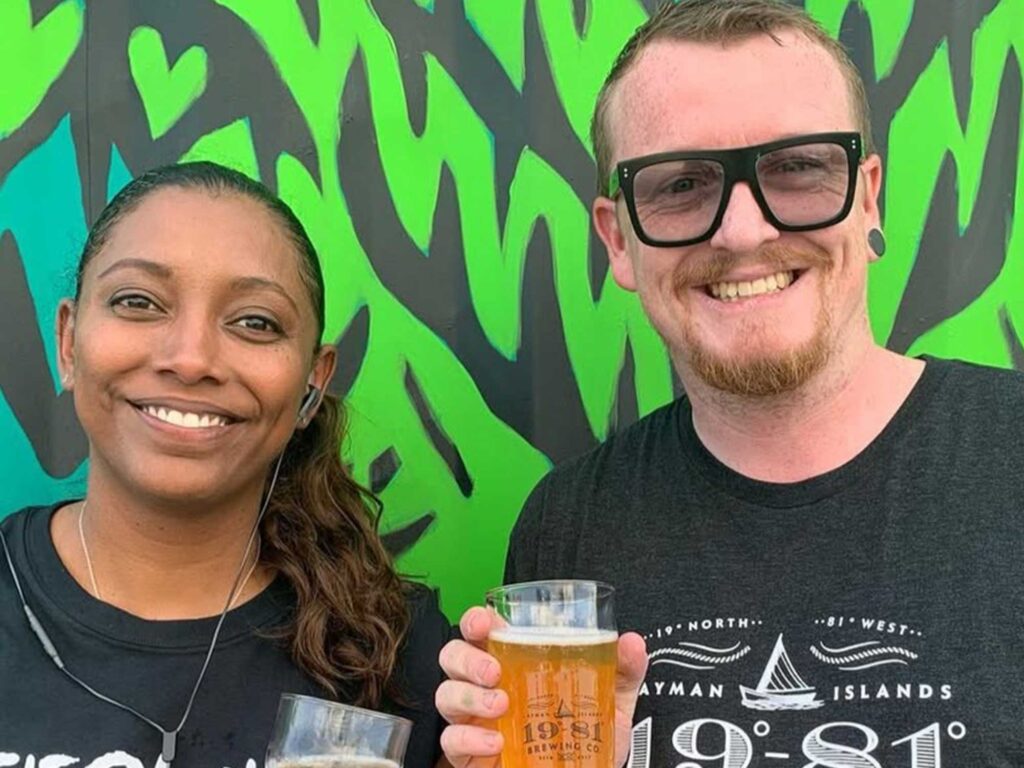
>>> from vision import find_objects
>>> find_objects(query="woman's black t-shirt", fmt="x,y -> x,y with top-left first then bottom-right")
0,503 -> 448,768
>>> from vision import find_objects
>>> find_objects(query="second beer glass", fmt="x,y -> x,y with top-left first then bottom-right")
486,580 -> 617,768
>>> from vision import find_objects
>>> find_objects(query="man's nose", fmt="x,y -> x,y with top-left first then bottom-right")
708,182 -> 780,253
152,313 -> 226,385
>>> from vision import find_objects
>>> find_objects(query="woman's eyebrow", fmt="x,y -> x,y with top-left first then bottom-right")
230,275 -> 300,313
96,258 -> 173,280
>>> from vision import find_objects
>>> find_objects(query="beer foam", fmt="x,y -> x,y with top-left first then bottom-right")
489,627 -> 618,646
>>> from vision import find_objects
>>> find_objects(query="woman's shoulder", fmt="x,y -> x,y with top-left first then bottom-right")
402,582 -> 450,649
394,583 -> 449,694
0,504 -> 58,536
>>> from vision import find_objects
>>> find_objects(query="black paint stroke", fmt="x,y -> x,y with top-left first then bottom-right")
382,511 -> 436,556
999,306 -> 1024,371
328,304 -> 370,400
404,364 -> 473,497
369,446 -> 401,495
0,232 -> 88,477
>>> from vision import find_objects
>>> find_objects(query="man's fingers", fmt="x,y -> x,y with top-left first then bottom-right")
615,632 -> 648,720
440,724 -> 503,763
435,680 -> 509,724
439,639 -> 502,687
458,606 -> 495,644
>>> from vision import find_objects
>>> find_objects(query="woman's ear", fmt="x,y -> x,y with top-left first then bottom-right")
298,345 -> 337,426
56,299 -> 77,389
310,344 -> 338,394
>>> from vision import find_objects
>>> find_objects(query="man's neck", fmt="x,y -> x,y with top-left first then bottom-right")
684,343 -> 925,483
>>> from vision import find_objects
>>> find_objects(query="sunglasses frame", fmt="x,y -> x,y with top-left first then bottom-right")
607,131 -> 863,248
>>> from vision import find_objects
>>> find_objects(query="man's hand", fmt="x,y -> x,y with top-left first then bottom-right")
435,606 -> 649,768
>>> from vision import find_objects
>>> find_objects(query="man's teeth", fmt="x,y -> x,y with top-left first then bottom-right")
141,406 -> 229,429
709,270 -> 794,301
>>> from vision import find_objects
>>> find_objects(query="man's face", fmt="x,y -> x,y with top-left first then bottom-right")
593,32 -> 882,396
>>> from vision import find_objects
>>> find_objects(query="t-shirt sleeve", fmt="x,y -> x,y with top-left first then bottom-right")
393,584 -> 450,768
504,476 -> 549,584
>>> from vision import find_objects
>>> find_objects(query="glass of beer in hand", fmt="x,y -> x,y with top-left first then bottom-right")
266,694 -> 412,768
486,580 -> 617,768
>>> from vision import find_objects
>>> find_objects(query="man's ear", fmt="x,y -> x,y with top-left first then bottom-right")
56,299 -> 76,389
593,197 -> 637,291
860,153 -> 883,228
858,153 -> 884,262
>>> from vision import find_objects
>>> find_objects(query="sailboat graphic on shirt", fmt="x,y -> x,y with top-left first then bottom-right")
739,634 -> 824,710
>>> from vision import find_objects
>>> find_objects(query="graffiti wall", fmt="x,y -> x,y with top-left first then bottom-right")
1,0 -> 1020,617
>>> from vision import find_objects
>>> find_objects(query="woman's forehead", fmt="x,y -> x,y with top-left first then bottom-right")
87,186 -> 309,293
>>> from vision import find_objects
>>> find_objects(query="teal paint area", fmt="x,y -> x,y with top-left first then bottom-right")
0,116 -> 85,371
0,393 -> 87,513
0,115 -> 90,514
107,144 -> 133,202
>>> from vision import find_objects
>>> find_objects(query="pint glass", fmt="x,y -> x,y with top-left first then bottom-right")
486,580 -> 617,768
266,694 -> 412,768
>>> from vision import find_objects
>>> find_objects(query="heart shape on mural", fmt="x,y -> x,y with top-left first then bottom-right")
0,0 -> 83,138
128,25 -> 208,139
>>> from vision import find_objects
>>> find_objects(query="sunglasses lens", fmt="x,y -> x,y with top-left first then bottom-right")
631,159 -> 725,243
755,142 -> 851,227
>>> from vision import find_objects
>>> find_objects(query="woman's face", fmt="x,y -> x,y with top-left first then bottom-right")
58,186 -> 335,507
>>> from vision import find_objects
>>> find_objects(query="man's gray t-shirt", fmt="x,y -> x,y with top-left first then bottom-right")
506,358 -> 1024,766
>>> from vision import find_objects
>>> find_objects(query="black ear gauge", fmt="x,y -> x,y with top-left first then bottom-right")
868,228 -> 887,258
297,386 -> 322,424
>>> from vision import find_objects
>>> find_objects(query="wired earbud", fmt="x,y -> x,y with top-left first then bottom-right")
297,385 -> 322,425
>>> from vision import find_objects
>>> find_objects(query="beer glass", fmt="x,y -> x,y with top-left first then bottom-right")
266,694 -> 412,768
486,580 -> 617,768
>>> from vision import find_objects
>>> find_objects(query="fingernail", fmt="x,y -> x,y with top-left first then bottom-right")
485,731 -> 501,750
483,690 -> 497,709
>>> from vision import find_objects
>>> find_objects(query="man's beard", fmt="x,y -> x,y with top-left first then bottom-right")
676,243 -> 834,397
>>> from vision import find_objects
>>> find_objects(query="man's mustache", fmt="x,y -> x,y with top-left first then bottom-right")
673,242 -> 834,291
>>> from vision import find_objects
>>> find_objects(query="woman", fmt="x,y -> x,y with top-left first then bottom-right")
0,162 -> 447,767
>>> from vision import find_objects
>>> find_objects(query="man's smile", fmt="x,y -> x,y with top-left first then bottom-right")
705,269 -> 806,301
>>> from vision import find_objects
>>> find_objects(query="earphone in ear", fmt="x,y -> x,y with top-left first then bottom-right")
297,385 -> 322,425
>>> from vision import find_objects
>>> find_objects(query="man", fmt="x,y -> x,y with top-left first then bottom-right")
435,1 -> 1024,765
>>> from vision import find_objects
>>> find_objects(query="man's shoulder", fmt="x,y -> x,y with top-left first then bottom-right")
925,356 -> 1024,411
507,398 -> 689,578
534,396 -> 688,502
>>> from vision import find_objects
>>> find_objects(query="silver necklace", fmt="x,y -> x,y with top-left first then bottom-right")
77,500 -> 262,609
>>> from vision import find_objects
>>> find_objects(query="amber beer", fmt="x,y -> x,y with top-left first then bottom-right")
486,581 -> 617,768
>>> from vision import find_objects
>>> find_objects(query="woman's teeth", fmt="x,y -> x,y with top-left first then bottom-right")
141,405 -> 229,429
709,270 -> 795,301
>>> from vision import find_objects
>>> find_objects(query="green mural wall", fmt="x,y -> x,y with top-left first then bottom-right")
1,0 -> 1021,618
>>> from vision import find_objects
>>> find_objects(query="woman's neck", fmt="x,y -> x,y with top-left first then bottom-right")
51,477 -> 273,619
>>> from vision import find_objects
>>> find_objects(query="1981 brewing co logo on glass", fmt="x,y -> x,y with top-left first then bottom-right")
487,581 -> 618,768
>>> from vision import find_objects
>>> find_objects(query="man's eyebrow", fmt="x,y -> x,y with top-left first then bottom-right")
230,276 -> 301,313
96,258 -> 173,280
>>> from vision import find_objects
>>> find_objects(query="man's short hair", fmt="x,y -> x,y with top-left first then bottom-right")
591,0 -> 875,194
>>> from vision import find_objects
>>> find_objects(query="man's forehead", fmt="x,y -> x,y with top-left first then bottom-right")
607,32 -> 852,160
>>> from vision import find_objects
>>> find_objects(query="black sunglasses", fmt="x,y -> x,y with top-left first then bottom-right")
607,132 -> 863,247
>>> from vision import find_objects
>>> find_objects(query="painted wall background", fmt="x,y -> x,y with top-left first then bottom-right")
1,0 -> 1021,618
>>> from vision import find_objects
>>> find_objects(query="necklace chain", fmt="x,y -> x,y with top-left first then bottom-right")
76,500 -> 261,609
